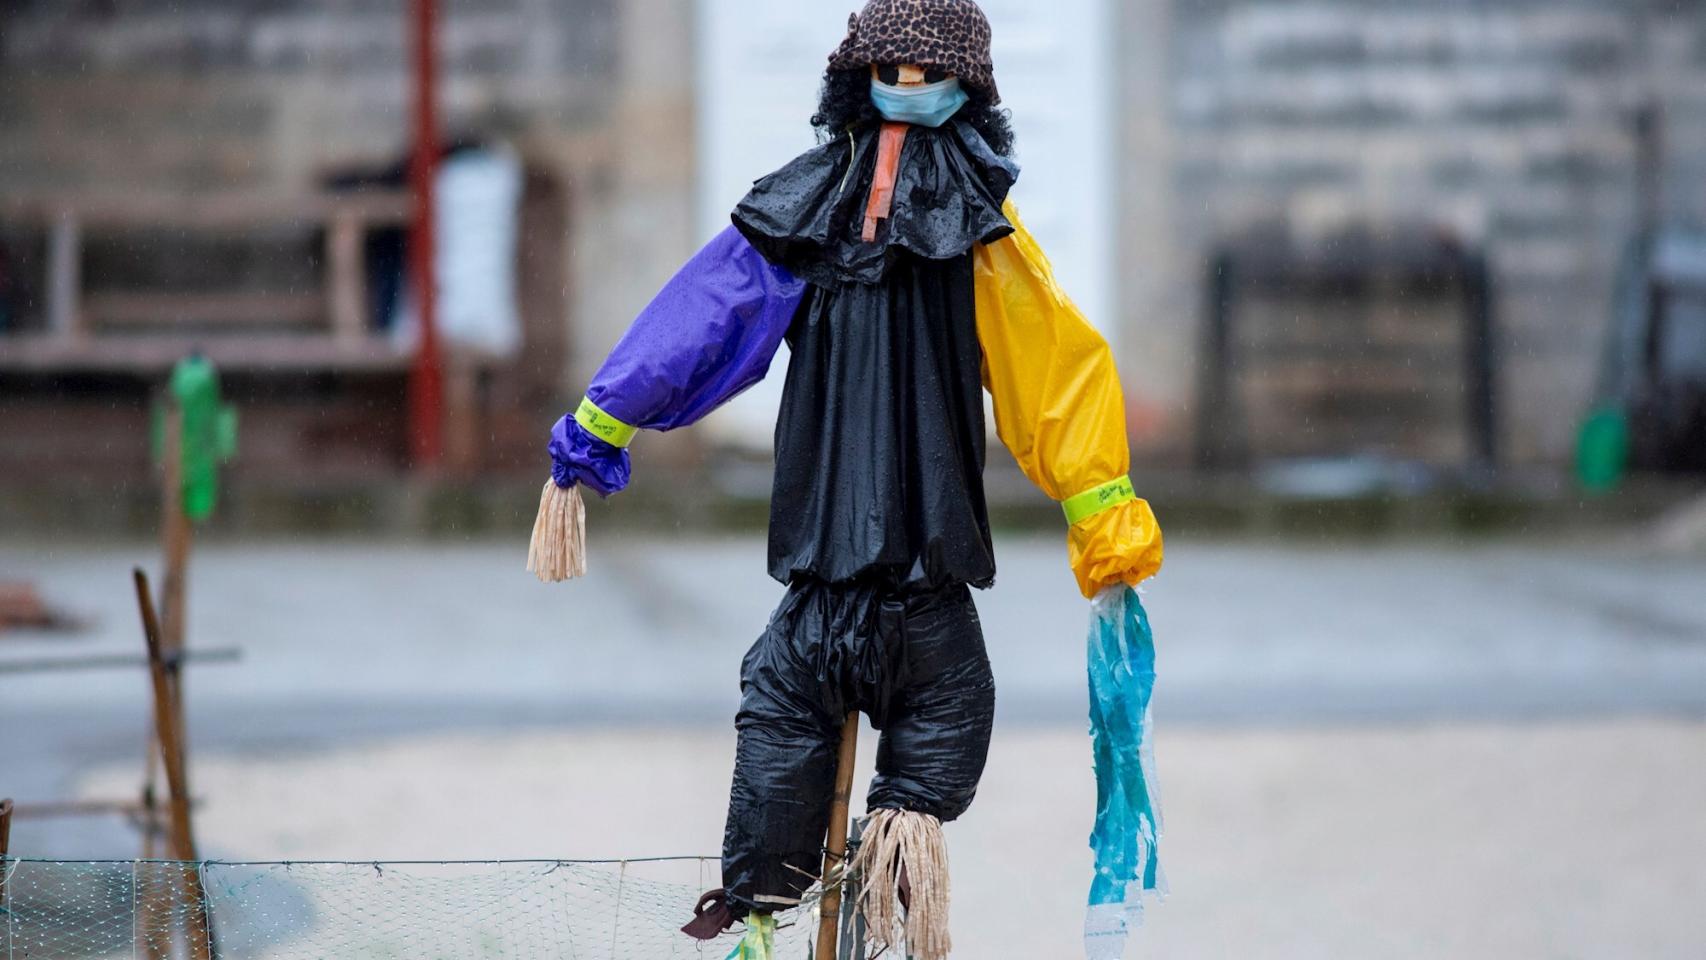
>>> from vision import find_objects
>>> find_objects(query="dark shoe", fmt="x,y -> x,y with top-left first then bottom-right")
681,888 -> 738,941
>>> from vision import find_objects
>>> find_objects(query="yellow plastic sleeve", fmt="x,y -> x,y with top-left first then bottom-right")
974,199 -> 1164,596
1062,476 -> 1136,525
574,396 -> 638,448
971,200 -> 1129,503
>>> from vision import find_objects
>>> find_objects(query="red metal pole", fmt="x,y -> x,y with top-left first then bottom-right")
407,0 -> 444,466
0,797 -> 12,906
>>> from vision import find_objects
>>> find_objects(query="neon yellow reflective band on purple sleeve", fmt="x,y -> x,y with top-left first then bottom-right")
1062,475 -> 1136,525
574,396 -> 638,448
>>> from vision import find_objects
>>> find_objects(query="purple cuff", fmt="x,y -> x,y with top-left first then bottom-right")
547,226 -> 806,494
548,415 -> 631,497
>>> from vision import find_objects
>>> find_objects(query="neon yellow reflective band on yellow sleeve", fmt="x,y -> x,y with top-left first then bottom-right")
574,396 -> 638,448
1062,476 -> 1136,525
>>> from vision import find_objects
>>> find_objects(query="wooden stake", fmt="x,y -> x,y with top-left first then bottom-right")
159,404 -> 191,658
133,569 -> 215,960
146,403 -> 191,874
816,712 -> 860,960
143,418 -> 172,954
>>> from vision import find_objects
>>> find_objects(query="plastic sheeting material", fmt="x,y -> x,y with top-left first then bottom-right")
738,120 -> 1018,590
722,580 -> 994,914
1083,584 -> 1165,959
733,120 -> 1016,287
547,226 -> 806,496
765,257 -> 996,589
723,913 -> 775,959
973,200 -> 1164,597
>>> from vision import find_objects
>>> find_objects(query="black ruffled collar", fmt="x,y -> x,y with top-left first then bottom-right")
732,120 -> 1019,286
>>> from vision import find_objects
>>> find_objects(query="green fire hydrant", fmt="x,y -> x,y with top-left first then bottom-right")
156,355 -> 238,522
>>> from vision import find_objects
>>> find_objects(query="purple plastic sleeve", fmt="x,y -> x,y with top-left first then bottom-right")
547,226 -> 807,497
548,418 -> 631,495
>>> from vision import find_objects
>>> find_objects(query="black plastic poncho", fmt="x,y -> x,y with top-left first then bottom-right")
733,120 -> 1018,590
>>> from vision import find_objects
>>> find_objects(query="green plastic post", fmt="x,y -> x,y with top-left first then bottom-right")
1575,405 -> 1629,495
166,356 -> 238,522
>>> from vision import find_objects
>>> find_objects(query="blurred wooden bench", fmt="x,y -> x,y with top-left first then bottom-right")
0,191 -> 418,373
0,175 -> 568,476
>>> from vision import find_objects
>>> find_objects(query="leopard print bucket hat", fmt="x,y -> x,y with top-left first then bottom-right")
827,0 -> 1000,104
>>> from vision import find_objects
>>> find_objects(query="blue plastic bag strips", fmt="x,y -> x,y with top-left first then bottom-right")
1084,584 -> 1165,959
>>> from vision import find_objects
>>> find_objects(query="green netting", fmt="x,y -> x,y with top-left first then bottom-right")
0,858 -> 821,959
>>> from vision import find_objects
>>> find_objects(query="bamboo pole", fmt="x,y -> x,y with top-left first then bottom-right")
816,712 -> 860,960
133,569 -> 215,960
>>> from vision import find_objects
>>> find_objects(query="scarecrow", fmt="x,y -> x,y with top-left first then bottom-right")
529,2 -> 1166,956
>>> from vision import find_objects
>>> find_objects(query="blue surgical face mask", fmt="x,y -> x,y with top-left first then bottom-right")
870,76 -> 970,128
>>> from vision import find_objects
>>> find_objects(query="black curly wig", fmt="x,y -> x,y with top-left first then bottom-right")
810,68 -> 1016,158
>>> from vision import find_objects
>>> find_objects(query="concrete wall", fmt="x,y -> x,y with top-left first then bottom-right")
6,0 -> 1706,469
1157,0 -> 1706,464
0,0 -> 696,398
0,0 -> 616,193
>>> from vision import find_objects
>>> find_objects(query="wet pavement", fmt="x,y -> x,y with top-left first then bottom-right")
3,535 -> 1704,956
6,534 -> 1704,728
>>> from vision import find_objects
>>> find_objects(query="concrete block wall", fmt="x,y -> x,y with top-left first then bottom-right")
0,0 -> 617,194
0,0 -> 698,400
1157,0 -> 1706,465
8,0 -> 1706,474
0,0 -> 715,487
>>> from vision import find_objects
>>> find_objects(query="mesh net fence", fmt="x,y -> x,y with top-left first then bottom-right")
0,858 -> 824,959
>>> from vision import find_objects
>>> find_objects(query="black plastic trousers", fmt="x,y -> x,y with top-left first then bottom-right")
720,578 -> 997,913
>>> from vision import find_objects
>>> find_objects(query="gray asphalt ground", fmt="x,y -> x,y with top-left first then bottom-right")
4,535 -> 1705,957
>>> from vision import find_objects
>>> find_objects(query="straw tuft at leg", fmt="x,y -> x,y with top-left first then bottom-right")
526,479 -> 587,582
850,808 -> 951,960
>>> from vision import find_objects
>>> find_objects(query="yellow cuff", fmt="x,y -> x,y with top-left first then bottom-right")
574,396 -> 638,448
1067,497 -> 1164,599
1062,476 -> 1136,525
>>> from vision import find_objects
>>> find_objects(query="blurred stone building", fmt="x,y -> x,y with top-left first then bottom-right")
1155,1 -> 1706,467
2,0 -> 1704,488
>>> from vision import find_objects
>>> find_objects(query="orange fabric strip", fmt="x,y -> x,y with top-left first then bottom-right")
862,121 -> 910,243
